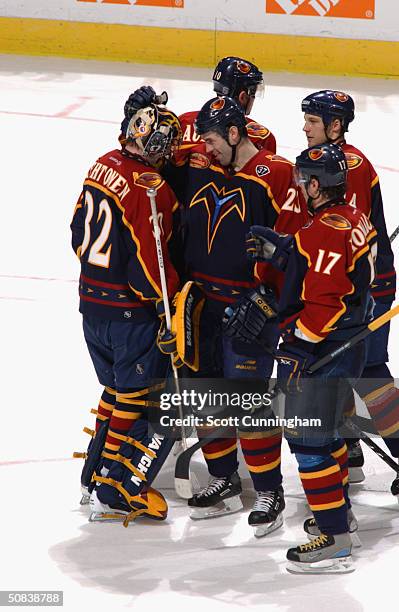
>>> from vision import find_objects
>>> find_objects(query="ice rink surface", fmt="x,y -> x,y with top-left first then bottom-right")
0,54 -> 398,611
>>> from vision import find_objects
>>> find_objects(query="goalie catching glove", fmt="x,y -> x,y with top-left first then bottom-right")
222,286 -> 278,348
156,281 -> 205,371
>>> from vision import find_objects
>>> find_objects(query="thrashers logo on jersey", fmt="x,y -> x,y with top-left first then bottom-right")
246,122 -> 271,140
133,172 -> 164,189
189,152 -> 211,169
190,183 -> 246,253
320,213 -> 352,230
345,152 -> 363,170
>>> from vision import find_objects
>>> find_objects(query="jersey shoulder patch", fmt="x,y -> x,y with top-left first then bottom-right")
246,121 -> 271,140
189,152 -> 211,169
345,152 -> 363,170
319,213 -> 352,231
133,172 -> 164,189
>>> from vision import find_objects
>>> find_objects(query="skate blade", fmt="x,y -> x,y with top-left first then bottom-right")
349,467 -> 365,484
252,513 -> 283,538
89,511 -> 128,523
189,496 -> 243,520
286,556 -> 354,575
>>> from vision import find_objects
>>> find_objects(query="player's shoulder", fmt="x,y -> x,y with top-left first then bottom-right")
96,148 -> 124,166
245,116 -> 272,140
178,110 -> 199,126
248,150 -> 293,175
342,142 -> 374,173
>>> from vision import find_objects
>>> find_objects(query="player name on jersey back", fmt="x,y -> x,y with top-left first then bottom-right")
87,161 -> 131,202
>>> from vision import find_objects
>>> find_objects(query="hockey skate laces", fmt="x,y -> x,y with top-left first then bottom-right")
198,476 -> 229,497
252,491 -> 278,513
299,534 -> 329,551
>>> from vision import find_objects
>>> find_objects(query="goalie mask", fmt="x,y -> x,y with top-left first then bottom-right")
125,104 -> 181,160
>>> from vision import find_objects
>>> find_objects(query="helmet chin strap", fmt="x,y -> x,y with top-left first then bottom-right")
226,132 -> 241,167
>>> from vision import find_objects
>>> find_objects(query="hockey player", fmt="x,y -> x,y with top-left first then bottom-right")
170,96 -> 306,534
71,102 -> 182,524
302,90 -> 398,486
173,56 -> 276,168
247,143 -> 377,573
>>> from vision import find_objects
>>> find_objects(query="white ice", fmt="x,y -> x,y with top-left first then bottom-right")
0,54 -> 398,612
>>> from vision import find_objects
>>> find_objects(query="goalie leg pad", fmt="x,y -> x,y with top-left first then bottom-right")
80,419 -> 109,493
94,418 -> 174,512
172,281 -> 205,372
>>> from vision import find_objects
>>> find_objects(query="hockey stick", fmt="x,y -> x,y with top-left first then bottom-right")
147,187 -> 201,499
174,303 -> 399,496
390,224 -> 399,243
307,303 -> 399,373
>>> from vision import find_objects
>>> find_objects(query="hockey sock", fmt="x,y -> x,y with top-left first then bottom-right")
239,428 -> 283,491
198,426 -> 239,478
330,438 -> 350,508
95,386 -> 116,432
102,387 -> 146,469
296,452 -> 349,535
357,365 -> 399,457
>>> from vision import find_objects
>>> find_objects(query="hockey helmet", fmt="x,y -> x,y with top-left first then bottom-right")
195,96 -> 247,138
301,90 -> 355,132
125,104 -> 181,158
212,57 -> 264,99
295,143 -> 348,190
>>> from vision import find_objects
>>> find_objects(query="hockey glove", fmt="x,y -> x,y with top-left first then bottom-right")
275,338 -> 317,395
222,287 -> 277,348
124,86 -> 168,118
246,225 -> 293,272
157,321 -> 183,368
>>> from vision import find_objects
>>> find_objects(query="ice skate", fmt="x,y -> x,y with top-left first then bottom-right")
89,486 -> 168,525
304,508 -> 361,548
248,487 -> 285,537
347,440 -> 365,483
188,472 -> 243,520
80,485 -> 90,505
286,533 -> 354,575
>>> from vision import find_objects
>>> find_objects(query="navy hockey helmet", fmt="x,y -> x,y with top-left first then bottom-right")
212,57 -> 264,99
195,96 -> 247,138
301,90 -> 355,132
125,104 -> 181,158
295,143 -> 348,190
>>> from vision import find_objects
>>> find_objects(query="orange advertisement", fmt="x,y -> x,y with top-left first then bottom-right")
266,0 -> 374,19
77,0 -> 184,6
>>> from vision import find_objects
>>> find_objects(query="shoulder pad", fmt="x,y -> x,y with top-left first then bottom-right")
133,172 -> 164,189
319,213 -> 352,230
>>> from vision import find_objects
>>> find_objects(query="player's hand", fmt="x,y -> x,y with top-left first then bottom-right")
246,225 -> 293,271
222,287 -> 277,345
275,338 -> 316,395
124,86 -> 157,118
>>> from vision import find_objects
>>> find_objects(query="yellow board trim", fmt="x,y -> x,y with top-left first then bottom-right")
1,17 -> 399,78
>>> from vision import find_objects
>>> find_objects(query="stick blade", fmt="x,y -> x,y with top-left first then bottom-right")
174,476 -> 193,499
